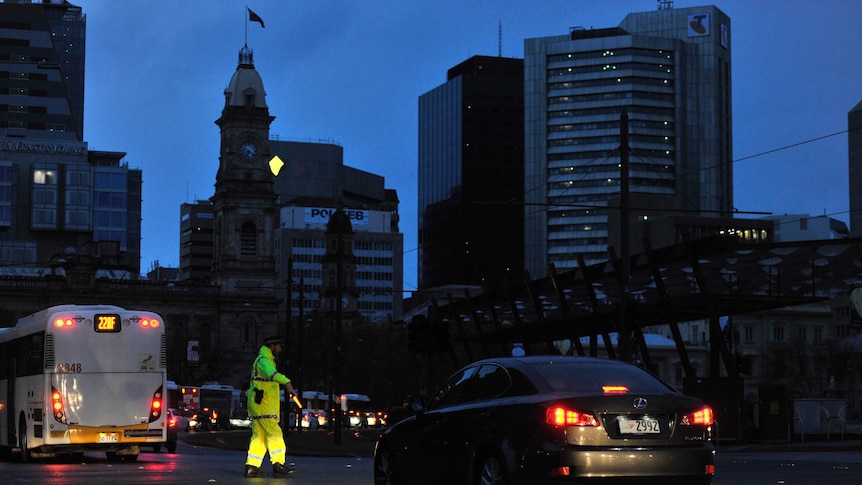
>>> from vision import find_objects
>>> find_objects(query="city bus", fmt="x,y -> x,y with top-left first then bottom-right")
0,304 -> 168,461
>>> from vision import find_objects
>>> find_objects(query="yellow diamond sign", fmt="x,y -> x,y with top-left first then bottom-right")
269,155 -> 285,176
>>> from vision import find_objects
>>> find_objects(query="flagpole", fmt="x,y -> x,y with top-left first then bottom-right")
244,5 -> 248,46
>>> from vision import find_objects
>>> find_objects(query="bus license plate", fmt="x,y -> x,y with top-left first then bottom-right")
98,433 -> 118,443
619,419 -> 660,434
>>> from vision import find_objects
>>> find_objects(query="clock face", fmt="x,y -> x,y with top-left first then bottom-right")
240,142 -> 258,161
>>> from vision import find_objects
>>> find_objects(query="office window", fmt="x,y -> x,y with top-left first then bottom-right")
773,325 -> 784,342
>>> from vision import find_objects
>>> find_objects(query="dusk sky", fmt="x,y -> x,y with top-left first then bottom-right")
79,1 -> 862,292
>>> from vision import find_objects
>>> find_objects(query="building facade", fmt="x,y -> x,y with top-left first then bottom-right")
759,214 -> 849,242
179,200 -> 214,281
417,55 -> 525,289
271,140 -> 403,322
849,100 -> 862,237
0,0 -> 141,276
524,5 -> 733,278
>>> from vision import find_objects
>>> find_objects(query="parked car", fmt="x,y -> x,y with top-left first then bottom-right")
169,407 -> 190,432
153,409 -> 178,453
373,356 -> 715,484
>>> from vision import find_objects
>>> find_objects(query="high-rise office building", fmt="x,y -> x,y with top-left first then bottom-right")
0,0 -> 142,275
524,5 -> 732,277
418,55 -> 524,289
179,200 -> 214,281
849,100 -> 862,237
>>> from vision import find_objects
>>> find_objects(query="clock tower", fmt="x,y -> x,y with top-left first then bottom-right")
322,208 -> 358,316
209,45 -> 277,292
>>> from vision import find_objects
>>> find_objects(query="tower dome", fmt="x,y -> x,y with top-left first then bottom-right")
223,45 -> 267,109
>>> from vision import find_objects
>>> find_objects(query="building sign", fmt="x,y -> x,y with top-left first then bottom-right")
187,339 -> 199,366
687,13 -> 710,37
0,139 -> 86,154
304,207 -> 369,226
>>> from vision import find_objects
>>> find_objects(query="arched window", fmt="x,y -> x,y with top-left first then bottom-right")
241,221 -> 257,256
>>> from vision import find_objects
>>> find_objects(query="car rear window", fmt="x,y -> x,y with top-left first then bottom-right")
531,361 -> 675,394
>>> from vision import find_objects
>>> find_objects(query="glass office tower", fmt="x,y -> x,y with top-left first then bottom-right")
524,5 -> 733,277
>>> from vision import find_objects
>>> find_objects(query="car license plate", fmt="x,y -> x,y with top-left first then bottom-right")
98,432 -> 118,443
619,419 -> 660,434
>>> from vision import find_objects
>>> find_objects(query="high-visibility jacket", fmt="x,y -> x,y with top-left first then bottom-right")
247,345 -> 290,419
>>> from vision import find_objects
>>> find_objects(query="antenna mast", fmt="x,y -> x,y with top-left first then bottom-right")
498,20 -> 502,57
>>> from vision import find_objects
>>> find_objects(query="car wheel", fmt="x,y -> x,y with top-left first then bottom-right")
152,444 -> 162,453
475,450 -> 509,485
373,447 -> 397,485
167,442 -> 177,454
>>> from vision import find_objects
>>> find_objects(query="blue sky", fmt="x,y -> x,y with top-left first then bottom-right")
79,1 -> 862,292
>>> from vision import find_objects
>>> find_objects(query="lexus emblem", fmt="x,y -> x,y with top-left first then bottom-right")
633,398 -> 648,410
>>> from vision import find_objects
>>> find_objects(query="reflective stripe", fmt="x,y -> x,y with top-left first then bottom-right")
252,377 -> 269,382
251,414 -> 278,420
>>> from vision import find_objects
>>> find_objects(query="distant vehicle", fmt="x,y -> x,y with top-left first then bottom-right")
374,356 -> 716,484
199,383 -> 234,430
0,305 -> 168,462
153,409 -> 178,453
166,380 -> 182,409
169,408 -> 191,432
340,393 -> 372,427
229,409 -> 252,429
297,390 -> 330,428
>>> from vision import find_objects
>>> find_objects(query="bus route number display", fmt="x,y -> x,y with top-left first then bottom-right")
94,314 -> 121,333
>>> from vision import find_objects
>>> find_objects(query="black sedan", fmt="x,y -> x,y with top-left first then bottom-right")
373,356 -> 715,484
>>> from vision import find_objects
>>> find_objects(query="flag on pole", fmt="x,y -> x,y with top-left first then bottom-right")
248,7 -> 265,28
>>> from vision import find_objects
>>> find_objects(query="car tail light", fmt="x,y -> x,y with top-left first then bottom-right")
602,385 -> 629,394
149,386 -> 164,423
52,387 -> 67,424
546,405 -> 599,427
680,406 -> 714,426
168,414 -> 178,428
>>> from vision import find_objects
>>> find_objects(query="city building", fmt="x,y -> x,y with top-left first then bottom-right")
849,100 -> 862,236
179,200 -> 214,281
759,214 -> 849,242
417,55 -> 525,289
0,0 -> 142,276
271,140 -> 404,322
524,5 -> 733,278
169,33 -> 406,322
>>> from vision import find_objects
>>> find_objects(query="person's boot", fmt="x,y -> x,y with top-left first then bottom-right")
272,463 -> 295,477
244,465 -> 266,478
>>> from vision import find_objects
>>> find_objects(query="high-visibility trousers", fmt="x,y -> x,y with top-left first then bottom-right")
245,417 -> 286,467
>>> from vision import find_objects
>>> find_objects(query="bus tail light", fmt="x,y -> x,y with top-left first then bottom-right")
149,386 -> 164,423
140,318 -> 161,328
51,387 -> 67,424
53,317 -> 75,329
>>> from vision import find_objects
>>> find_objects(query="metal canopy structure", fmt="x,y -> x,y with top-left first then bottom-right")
423,236 -> 862,377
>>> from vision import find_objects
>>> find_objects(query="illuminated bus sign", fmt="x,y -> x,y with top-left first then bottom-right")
94,314 -> 121,333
